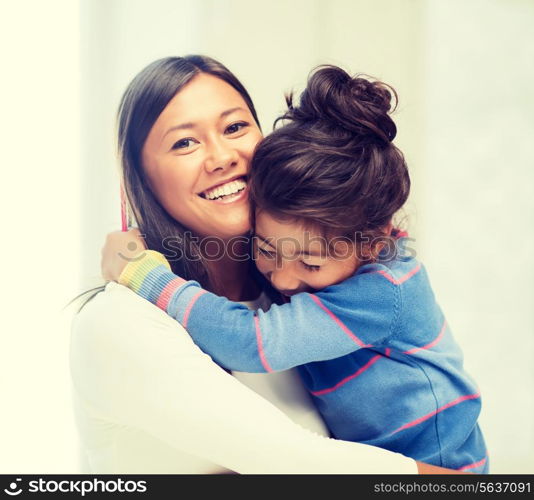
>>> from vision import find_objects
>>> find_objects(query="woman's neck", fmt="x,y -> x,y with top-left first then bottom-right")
203,240 -> 261,302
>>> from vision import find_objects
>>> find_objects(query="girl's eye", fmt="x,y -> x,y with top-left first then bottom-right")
171,138 -> 198,150
225,122 -> 248,135
302,262 -> 321,272
257,246 -> 276,259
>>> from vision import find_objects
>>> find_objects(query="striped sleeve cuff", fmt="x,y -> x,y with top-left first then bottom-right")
119,250 -> 172,292
118,249 -> 186,304
118,250 -> 205,320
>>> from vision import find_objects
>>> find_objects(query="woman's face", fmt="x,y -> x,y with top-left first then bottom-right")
141,73 -> 263,240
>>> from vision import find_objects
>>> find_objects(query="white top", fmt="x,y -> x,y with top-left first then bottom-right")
70,282 -> 416,474
231,290 -> 330,437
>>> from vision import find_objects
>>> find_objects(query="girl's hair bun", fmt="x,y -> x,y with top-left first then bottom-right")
283,65 -> 398,144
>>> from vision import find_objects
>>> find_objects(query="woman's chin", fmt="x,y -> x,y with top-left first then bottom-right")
194,215 -> 251,242
213,222 -> 252,241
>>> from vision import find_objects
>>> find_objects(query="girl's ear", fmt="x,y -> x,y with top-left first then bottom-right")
362,223 -> 395,262
358,243 -> 375,262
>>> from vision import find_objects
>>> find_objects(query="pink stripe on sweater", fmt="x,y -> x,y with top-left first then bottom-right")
309,294 -> 370,348
458,456 -> 487,471
376,263 -> 422,285
311,354 -> 383,396
392,392 -> 481,435
254,316 -> 273,373
182,290 -> 208,328
156,277 -> 187,311
403,320 -> 447,355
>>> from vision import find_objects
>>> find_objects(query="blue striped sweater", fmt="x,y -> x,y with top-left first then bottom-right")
119,247 -> 488,472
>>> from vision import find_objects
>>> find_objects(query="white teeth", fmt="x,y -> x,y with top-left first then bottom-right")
202,178 -> 247,200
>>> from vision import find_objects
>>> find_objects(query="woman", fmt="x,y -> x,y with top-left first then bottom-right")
72,55 -> 461,473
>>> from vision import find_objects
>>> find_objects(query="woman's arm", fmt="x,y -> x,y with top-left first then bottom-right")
70,283 -> 418,474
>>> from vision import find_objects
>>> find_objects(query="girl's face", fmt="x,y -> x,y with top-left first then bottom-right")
253,212 -> 360,297
141,73 -> 262,239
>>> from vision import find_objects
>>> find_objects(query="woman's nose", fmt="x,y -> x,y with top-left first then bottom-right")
204,139 -> 238,173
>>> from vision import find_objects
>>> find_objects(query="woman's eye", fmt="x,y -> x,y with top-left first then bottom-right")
302,262 -> 321,272
172,138 -> 197,150
225,122 -> 248,135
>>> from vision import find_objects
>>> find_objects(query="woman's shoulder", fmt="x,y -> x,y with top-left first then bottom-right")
76,281 -> 156,309
70,282 -> 193,367
70,282 -> 211,406
73,282 -> 178,331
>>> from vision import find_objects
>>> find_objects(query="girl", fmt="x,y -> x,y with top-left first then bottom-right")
102,65 -> 488,472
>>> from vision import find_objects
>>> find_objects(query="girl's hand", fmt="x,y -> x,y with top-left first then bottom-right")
101,228 -> 147,282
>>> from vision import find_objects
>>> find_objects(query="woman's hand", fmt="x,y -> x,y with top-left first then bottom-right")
101,228 -> 147,282
416,461 -> 470,474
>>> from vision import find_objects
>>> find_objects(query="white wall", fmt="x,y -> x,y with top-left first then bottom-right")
2,0 -> 532,473
419,0 -> 534,473
0,0 -> 80,472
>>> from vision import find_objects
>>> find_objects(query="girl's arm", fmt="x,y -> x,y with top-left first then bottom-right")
71,283 -> 418,474
117,250 -> 398,372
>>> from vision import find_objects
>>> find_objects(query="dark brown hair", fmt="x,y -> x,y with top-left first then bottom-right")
249,65 -> 410,261
118,55 -> 260,290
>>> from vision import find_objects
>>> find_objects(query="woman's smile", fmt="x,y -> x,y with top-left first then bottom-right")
198,175 -> 248,204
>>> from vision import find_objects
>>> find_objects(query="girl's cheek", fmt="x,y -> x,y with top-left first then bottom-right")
307,276 -> 326,290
